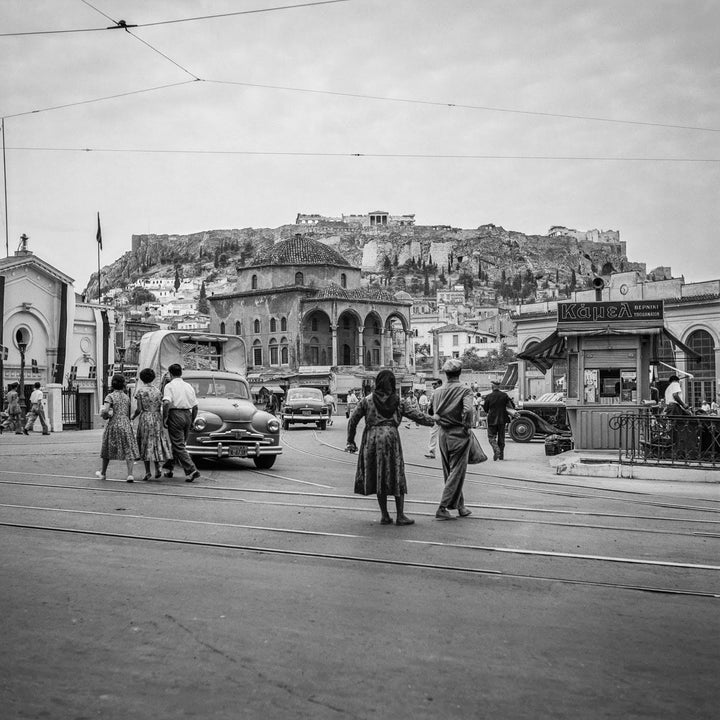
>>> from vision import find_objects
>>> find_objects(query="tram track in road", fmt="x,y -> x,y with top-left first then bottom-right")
1,518 -> 718,599
2,473 -> 720,537
295,433 -> 720,513
3,501 -> 720,569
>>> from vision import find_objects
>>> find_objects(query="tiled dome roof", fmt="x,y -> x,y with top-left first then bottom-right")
312,284 -> 408,303
251,235 -> 354,268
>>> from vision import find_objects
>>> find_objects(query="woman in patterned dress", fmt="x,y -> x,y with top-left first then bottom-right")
345,369 -> 434,526
95,374 -> 139,482
132,367 -> 172,481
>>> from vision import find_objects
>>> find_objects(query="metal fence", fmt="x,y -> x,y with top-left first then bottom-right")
61,387 -> 79,428
609,410 -> 720,469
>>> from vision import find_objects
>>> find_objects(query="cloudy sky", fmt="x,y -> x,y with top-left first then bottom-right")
1,0 -> 718,291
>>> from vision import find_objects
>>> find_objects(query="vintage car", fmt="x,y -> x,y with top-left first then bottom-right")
281,387 -> 331,431
137,331 -> 282,469
509,392 -> 571,443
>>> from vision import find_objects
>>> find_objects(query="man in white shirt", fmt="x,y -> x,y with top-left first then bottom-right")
24,382 -> 50,435
664,375 -> 690,416
162,363 -> 200,481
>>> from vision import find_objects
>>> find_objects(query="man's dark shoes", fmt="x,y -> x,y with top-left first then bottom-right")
435,507 -> 454,520
162,470 -> 174,478
396,516 -> 415,526
458,507 -> 472,517
186,470 -> 201,482
380,516 -> 394,525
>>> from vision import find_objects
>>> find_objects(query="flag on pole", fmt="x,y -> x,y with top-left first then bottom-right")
96,212 -> 102,250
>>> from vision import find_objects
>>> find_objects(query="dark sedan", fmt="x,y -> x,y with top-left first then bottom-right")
281,387 -> 331,431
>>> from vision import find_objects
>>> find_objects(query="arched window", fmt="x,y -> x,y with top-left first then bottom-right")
686,329 -> 716,407
280,317 -> 287,332
219,321 -> 226,334
269,338 -> 278,366
281,337 -> 289,365
295,271 -> 304,285
340,273 -> 347,288
251,274 -> 258,290
310,336 -> 320,365
270,318 -> 277,333
253,319 -> 261,334
252,339 -> 262,367
235,320 -> 241,335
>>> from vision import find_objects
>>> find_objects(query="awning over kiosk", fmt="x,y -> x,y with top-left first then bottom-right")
517,331 -> 566,374
659,327 -> 701,361
518,325 -> 700,375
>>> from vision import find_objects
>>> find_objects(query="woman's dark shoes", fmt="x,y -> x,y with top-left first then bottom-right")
396,516 -> 415,526
142,474 -> 152,482
186,470 -> 201,482
380,516 -> 394,525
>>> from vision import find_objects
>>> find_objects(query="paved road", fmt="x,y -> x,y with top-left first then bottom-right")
1,422 -> 719,719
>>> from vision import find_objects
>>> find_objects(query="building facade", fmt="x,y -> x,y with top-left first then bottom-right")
208,235 -> 414,396
1,239 -> 115,430
513,271 -> 720,406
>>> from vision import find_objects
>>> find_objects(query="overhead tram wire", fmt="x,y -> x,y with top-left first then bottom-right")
0,0 -> 351,36
5,146 -> 718,163
1,80 -> 199,120
205,79 -> 720,133
80,1 -> 201,81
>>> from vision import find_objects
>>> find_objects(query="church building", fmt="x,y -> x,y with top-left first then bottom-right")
0,235 -> 115,430
207,234 -> 414,397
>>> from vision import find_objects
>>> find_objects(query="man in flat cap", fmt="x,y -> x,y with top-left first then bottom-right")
482,379 -> 516,460
430,358 -> 475,520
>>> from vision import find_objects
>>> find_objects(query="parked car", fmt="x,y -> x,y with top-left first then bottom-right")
281,387 -> 331,431
137,331 -> 282,469
509,393 -> 570,442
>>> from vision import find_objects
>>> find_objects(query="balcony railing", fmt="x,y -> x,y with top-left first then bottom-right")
609,410 -> 720,469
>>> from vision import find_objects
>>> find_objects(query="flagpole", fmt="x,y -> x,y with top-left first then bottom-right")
96,212 -> 102,303
2,118 -> 8,258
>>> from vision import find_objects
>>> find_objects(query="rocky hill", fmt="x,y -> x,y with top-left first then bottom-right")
86,222 -> 647,304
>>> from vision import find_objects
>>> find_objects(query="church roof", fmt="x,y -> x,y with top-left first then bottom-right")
250,235 -> 355,269
310,284 -> 410,304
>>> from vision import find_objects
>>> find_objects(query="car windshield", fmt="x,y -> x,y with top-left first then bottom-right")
287,388 -> 323,402
188,378 -> 250,400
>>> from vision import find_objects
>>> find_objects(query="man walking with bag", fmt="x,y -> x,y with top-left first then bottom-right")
431,359 -> 475,520
482,379 -> 516,460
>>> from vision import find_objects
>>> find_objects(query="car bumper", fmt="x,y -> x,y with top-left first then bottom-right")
282,413 -> 327,423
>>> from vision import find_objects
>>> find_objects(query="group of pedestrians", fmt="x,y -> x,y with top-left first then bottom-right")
1,381 -> 51,436
346,359 -> 502,525
95,363 -> 201,483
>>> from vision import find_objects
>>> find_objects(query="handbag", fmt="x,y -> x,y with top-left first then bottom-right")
468,430 -> 488,464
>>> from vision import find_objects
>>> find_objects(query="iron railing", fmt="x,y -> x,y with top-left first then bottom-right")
609,409 -> 720,468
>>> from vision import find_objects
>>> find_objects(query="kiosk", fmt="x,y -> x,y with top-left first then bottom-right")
518,299 -> 700,451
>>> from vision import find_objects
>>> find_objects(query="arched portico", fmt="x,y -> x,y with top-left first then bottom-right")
385,313 -> 409,368
300,309 -> 332,365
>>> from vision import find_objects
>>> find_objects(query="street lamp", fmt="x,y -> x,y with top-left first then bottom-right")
17,338 -> 27,414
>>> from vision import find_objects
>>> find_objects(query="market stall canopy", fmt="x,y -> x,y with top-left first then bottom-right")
260,385 -> 285,394
659,327 -> 701,361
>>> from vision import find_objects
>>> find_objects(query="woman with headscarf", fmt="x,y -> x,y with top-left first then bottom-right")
345,369 -> 434,526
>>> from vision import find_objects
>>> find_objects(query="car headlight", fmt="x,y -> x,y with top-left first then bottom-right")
267,418 -> 280,433
193,416 -> 207,431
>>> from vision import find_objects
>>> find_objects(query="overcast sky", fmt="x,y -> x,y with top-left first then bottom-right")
1,0 -> 718,291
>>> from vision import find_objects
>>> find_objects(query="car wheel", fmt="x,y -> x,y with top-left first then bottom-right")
282,419 -> 290,431
254,455 -> 276,470
318,420 -> 327,431
509,416 -> 536,442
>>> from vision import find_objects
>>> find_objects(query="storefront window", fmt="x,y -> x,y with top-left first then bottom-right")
583,367 -> 636,404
